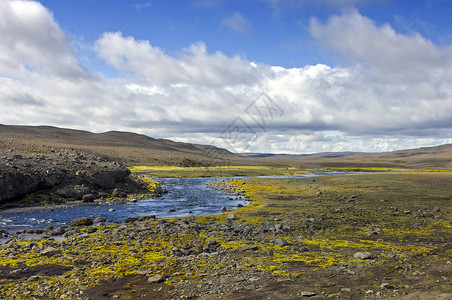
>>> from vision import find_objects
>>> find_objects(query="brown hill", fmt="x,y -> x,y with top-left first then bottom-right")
0,124 -> 236,166
1,124 -> 451,169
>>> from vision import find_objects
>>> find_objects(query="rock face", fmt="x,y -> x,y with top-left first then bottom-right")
0,150 -> 149,205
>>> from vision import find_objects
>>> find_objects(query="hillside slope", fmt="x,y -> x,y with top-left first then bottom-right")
0,125 -> 235,166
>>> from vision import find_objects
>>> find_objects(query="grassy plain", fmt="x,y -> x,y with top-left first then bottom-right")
1,169 -> 451,299
128,165 -> 310,177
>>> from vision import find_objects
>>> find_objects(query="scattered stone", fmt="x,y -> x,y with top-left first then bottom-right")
353,251 -> 373,260
111,188 -> 121,197
94,217 -> 106,223
41,247 -> 61,257
138,215 -> 156,221
82,194 -> 96,202
125,217 -> 139,223
299,291 -> 316,297
70,217 -> 94,226
220,206 -> 227,212
76,170 -> 86,177
274,238 -> 289,247
167,209 -> 176,212
225,213 -> 237,220
186,215 -> 196,221
148,274 -> 164,283
380,282 -> 394,289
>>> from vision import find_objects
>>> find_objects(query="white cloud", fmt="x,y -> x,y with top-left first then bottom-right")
95,32 -> 260,86
0,0 -> 86,79
221,12 -> 252,35
134,2 -> 151,10
1,2 -> 452,154
309,10 -> 452,75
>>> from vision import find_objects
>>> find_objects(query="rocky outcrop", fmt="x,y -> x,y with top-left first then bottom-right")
0,150 -> 145,205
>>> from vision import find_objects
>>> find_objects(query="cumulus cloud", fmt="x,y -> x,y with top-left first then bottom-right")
0,0 -> 87,79
309,10 -> 452,75
95,32 -> 260,86
1,1 -> 452,153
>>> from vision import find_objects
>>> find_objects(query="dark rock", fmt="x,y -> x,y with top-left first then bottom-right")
125,217 -> 139,223
70,217 -> 94,226
82,194 -> 96,202
56,185 -> 91,199
138,215 -> 156,221
94,217 -> 106,223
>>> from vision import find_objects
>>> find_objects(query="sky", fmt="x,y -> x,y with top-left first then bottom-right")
1,0 -> 452,154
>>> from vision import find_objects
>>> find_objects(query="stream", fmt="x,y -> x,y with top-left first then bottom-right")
0,172 -> 343,234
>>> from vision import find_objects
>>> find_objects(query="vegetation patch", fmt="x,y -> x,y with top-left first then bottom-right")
1,171 -> 451,298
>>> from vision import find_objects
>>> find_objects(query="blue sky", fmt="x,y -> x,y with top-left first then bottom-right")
1,0 -> 452,153
40,0 -> 452,69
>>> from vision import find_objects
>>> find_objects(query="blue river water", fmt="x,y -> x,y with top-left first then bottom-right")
0,173 -> 342,234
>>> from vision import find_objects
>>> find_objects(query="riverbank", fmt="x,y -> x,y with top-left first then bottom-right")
1,171 -> 450,299
0,148 -> 166,211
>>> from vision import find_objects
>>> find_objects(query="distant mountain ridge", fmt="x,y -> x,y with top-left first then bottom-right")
1,124 -> 452,169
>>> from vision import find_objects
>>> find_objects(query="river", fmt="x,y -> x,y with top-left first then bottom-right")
0,172 -> 342,234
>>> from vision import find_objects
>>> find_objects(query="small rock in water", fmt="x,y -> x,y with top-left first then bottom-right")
167,209 -> 176,212
220,206 -> 227,212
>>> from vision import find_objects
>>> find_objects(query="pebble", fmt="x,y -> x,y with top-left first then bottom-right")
274,238 -> 289,247
353,251 -> 373,260
299,291 -> 316,297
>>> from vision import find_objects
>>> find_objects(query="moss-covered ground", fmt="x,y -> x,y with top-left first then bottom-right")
0,171 -> 451,299
128,165 -> 310,178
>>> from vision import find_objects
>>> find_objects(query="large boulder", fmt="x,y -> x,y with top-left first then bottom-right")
70,217 -> 94,226
56,185 -> 91,200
